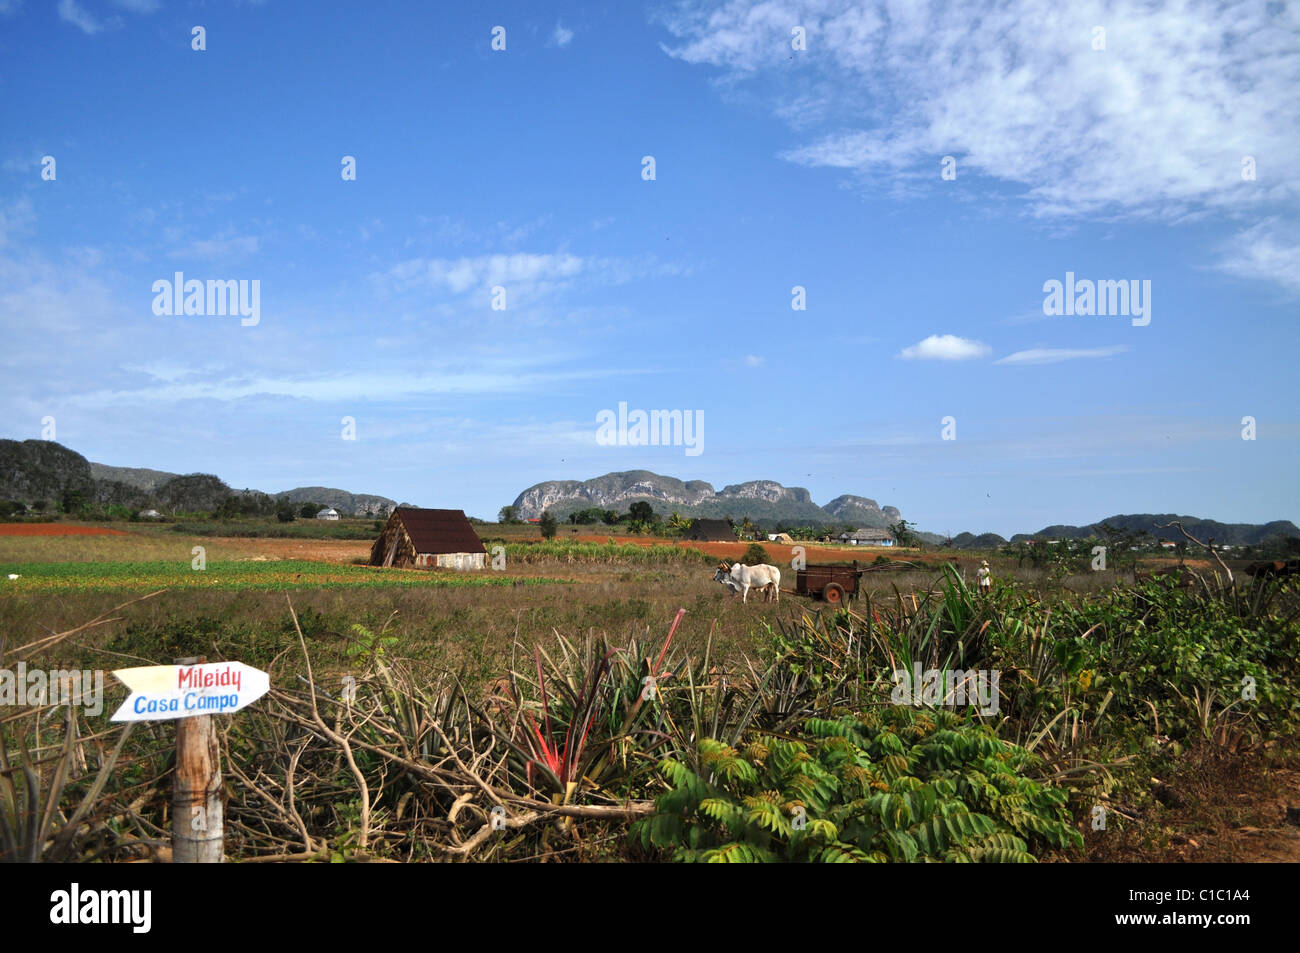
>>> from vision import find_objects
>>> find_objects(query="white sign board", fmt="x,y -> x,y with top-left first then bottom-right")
110,661 -> 270,722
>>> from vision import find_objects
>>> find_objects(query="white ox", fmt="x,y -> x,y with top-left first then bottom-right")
713,561 -> 781,603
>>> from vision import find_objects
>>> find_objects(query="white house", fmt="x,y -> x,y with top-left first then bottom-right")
840,527 -> 895,546
316,507 -> 340,521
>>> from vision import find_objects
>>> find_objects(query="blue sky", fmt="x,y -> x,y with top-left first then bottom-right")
1,0 -> 1296,536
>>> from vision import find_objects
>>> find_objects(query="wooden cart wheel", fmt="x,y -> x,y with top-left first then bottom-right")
824,583 -> 845,605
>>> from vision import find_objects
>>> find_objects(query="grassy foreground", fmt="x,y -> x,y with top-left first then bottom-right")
2,552 -> 1296,863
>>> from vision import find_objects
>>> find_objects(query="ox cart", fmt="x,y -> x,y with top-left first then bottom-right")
1243,558 -> 1300,579
792,560 -> 928,604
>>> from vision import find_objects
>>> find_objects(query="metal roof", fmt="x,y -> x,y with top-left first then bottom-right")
391,507 -> 486,555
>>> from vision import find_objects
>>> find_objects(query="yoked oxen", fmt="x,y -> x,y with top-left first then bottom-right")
713,561 -> 781,603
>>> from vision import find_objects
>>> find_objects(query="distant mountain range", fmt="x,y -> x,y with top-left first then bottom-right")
3,442 -> 1295,545
511,470 -> 1298,546
511,470 -> 903,526
0,440 -> 396,516
1010,514 -> 1299,548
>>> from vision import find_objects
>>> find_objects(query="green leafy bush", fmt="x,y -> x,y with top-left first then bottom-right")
636,706 -> 1082,862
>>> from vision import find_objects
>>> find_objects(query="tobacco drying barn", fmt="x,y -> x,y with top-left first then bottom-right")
369,507 -> 487,569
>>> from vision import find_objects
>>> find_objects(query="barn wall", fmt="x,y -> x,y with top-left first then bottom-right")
370,521 -> 417,566
432,552 -> 485,570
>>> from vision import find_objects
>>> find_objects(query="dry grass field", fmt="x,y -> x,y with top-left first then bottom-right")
3,520 -> 1296,864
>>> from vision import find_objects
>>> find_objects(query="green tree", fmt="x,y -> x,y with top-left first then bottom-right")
539,511 -> 557,540
298,501 -> 321,519
276,503 -> 297,523
1096,522 -> 1148,575
498,505 -> 519,524
889,519 -> 919,548
59,485 -> 89,515
628,501 -> 656,524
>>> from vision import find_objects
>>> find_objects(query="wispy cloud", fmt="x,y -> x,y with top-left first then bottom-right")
57,0 -> 156,34
995,346 -> 1128,366
0,198 -> 36,248
660,1 -> 1300,290
898,334 -> 990,361
376,251 -> 685,300
67,363 -> 640,407
552,22 -> 574,47
744,354 -> 764,367
58,0 -> 106,33
167,235 -> 262,260
1214,219 -> 1300,294
382,252 -> 586,295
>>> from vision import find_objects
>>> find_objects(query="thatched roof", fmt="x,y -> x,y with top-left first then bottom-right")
843,527 -> 893,542
685,518 -> 734,541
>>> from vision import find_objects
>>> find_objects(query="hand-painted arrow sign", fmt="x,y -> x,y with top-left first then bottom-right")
110,661 -> 270,722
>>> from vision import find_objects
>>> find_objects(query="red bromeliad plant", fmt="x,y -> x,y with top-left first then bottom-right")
495,609 -> 687,804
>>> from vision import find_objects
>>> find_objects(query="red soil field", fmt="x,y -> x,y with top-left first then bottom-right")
0,524 -> 129,537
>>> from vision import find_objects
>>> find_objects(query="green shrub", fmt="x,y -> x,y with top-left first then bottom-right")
635,707 -> 1082,862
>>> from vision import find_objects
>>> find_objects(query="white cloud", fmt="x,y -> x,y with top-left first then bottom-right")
995,345 -> 1128,365
384,252 -> 586,295
168,235 -> 261,260
57,0 -> 154,34
552,22 -> 574,47
67,364 -> 637,406
2,153 -> 40,173
661,1 -> 1300,223
744,354 -> 764,367
376,251 -> 685,300
57,0 -> 104,33
1214,219 -> 1300,294
898,334 -> 990,361
0,198 -> 36,248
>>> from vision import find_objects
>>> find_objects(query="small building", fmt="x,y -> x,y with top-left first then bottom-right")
767,532 -> 794,544
1160,540 -> 1177,549
316,507 -> 340,520
840,527 -> 894,546
370,507 -> 486,570
138,509 -> 162,520
684,518 -> 735,542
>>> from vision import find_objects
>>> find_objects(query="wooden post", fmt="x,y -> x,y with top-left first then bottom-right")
172,656 -> 224,863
